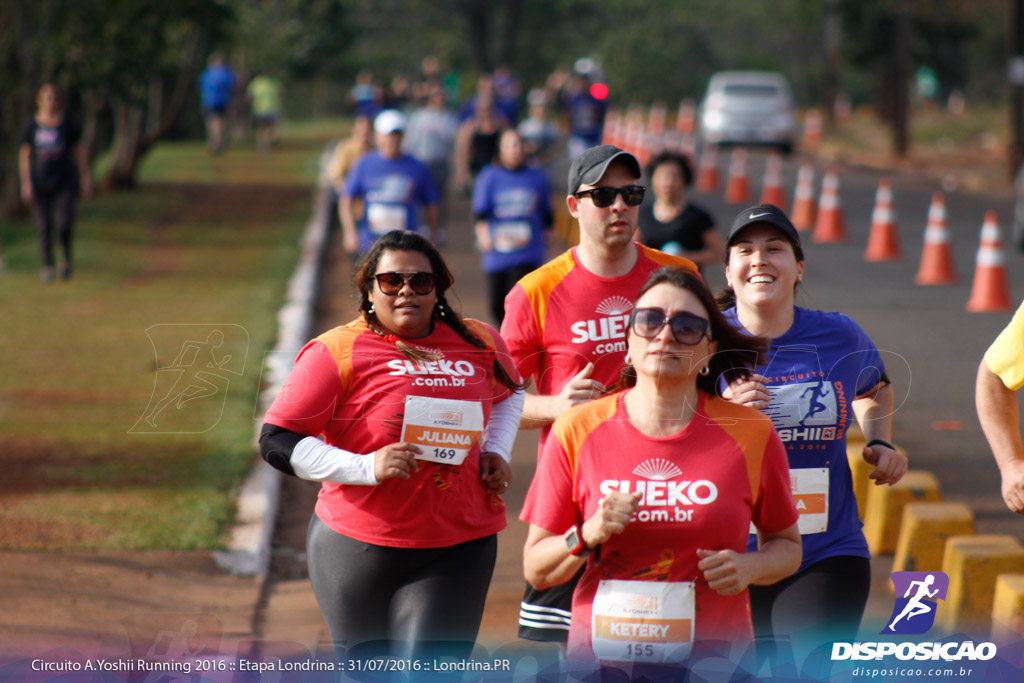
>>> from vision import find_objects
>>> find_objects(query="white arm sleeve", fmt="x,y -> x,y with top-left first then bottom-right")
291,436 -> 379,485
481,388 -> 524,463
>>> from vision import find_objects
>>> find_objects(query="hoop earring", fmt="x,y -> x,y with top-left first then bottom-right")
699,365 -> 710,376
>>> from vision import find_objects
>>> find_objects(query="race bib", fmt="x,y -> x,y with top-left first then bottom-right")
367,203 -> 407,234
591,580 -> 695,664
791,467 -> 828,534
400,396 -> 484,465
492,221 -> 532,253
748,467 -> 828,535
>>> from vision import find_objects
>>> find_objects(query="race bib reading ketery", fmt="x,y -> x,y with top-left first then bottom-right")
591,580 -> 695,664
401,396 -> 484,465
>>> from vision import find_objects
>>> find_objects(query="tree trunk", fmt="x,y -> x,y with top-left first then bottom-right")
459,0 -> 493,73
101,30 -> 201,189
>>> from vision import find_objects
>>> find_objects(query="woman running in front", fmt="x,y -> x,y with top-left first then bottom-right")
521,266 -> 801,678
259,230 -> 524,661
719,204 -> 908,660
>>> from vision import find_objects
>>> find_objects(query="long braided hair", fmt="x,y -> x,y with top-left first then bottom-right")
353,231 -> 522,392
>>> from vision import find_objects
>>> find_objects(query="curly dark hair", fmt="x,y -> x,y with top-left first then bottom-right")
645,151 -> 694,187
617,267 -> 767,395
353,230 -> 521,391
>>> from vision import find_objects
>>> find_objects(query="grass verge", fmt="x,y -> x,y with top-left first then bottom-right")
0,123 -> 342,550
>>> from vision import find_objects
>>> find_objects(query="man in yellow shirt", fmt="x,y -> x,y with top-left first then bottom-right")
976,300 -> 1024,513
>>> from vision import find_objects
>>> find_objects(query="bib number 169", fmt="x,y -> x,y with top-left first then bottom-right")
433,448 -> 456,460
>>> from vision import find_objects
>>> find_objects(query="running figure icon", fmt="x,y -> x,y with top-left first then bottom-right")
798,382 -> 831,427
888,574 -> 939,631
143,330 -> 233,428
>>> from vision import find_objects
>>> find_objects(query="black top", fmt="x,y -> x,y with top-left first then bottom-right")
638,201 -> 716,253
21,117 -> 80,194
469,129 -> 501,175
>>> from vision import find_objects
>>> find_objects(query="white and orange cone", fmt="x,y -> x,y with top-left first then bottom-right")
791,163 -> 816,231
864,178 -> 901,261
915,193 -> 957,285
676,99 -> 696,136
695,144 -> 720,194
758,152 -> 787,212
966,211 -> 1013,312
724,148 -> 752,204
812,167 -> 847,243
804,108 -> 823,146
679,134 -> 697,159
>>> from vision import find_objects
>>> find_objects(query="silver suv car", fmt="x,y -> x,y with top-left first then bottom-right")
698,71 -> 797,155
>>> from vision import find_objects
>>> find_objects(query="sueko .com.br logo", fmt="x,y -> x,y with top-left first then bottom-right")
831,571 -> 997,663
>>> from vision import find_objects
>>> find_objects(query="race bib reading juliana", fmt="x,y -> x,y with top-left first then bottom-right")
401,396 -> 484,465
591,580 -> 695,664
367,203 -> 407,234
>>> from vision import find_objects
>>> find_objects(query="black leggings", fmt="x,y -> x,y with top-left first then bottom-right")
488,264 -> 539,325
306,513 -> 497,660
749,555 -> 871,659
32,184 -> 76,270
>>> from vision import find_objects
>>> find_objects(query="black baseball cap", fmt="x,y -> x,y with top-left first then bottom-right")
726,204 -> 803,255
567,145 -> 642,194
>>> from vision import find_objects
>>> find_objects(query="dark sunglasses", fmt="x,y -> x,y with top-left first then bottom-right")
374,271 -> 437,295
630,308 -> 712,345
574,185 -> 646,208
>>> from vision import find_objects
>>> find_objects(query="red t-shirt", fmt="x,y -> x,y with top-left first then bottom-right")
264,317 -> 520,548
499,243 -> 698,450
520,391 -> 798,658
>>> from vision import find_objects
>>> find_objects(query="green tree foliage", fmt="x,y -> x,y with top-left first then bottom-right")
0,0 -> 1011,213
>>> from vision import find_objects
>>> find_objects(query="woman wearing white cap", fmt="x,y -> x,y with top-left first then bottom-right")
718,204 -> 908,660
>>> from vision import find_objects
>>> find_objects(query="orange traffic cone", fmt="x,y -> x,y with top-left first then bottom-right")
812,167 -> 847,243
915,193 -> 957,285
791,163 -> 816,231
695,144 -> 720,194
966,211 -> 1013,312
724,148 -> 752,204
758,152 -> 787,212
676,99 -> 696,136
679,134 -> 697,159
864,178 -> 901,261
804,108 -> 823,146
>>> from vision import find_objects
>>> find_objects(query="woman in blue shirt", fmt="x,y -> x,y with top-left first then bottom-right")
717,204 -> 908,661
472,129 -> 552,324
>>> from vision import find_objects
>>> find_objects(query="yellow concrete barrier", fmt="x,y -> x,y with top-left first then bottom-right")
846,440 -> 871,520
862,470 -> 941,555
891,502 -> 974,575
938,535 -> 1024,634
991,573 -> 1024,644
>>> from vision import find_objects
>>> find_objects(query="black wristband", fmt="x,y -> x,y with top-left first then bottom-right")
866,438 -> 895,451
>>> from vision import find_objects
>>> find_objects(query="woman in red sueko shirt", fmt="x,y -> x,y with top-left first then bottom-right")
521,267 -> 800,677
260,230 -> 523,661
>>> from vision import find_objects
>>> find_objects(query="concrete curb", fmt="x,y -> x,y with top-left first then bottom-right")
212,162 -> 335,577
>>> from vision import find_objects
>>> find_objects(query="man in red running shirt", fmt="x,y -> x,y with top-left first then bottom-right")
501,145 -> 699,644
